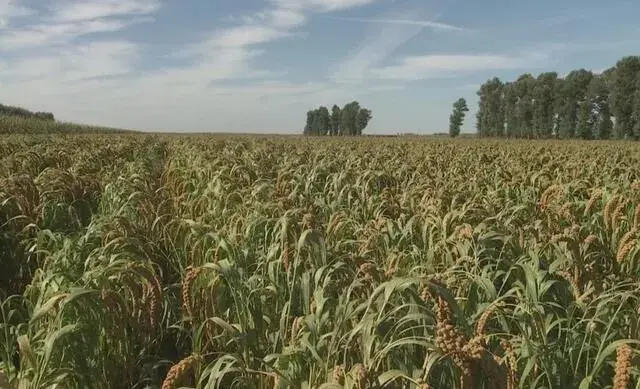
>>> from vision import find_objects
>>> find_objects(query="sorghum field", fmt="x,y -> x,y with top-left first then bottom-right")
1,133 -> 640,389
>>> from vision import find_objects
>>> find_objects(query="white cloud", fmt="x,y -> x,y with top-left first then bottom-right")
454,83 -> 482,91
1,74 -> 355,132
142,49 -> 268,88
2,40 -> 137,82
324,15 -> 464,31
267,8 -> 307,27
1,0 -> 157,50
164,0 -> 369,86
271,0 -> 379,12
63,40 -> 138,80
213,25 -> 291,48
327,4 -> 468,84
370,52 -> 549,81
166,23 -> 296,84
330,14 -> 425,83
0,17 -> 151,49
371,54 -> 544,80
0,0 -> 34,27
48,0 -> 159,22
223,10 -> 305,28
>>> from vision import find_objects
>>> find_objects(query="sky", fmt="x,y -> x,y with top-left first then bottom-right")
0,0 -> 638,134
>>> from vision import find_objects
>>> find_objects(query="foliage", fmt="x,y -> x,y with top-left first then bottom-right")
611,57 -> 640,139
1,133 -> 640,389
476,77 -> 504,137
304,101 -> 372,136
0,103 -> 54,122
448,98 -> 469,138
330,105 -> 342,136
475,55 -> 640,140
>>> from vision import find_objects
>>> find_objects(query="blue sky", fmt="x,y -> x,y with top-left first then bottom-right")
0,0 -> 638,133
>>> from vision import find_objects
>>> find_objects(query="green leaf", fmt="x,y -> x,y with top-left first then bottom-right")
42,324 -> 80,373
578,375 -> 593,389
30,293 -> 68,324
377,370 -> 410,386
318,384 -> 342,389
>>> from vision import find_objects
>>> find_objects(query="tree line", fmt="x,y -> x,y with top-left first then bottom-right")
0,103 -> 55,121
303,101 -> 372,136
474,55 -> 640,139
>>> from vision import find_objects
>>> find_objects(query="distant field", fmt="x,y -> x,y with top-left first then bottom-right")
0,115 -> 137,134
1,133 -> 639,389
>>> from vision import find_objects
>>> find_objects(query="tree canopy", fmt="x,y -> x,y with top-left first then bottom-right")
449,98 -> 469,138
474,55 -> 640,139
303,101 -> 372,136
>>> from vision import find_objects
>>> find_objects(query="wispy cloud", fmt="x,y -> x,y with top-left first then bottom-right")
0,0 -> 34,28
324,15 -> 465,32
0,17 -> 152,49
329,10 -> 433,83
271,0 -> 379,12
454,83 -> 482,91
1,0 -> 157,50
213,25 -> 292,48
370,51 -> 552,81
534,2 -> 636,29
47,0 -> 160,22
168,0 -> 384,85
166,15 -> 301,84
258,8 -> 307,28
0,0 -> 157,115
536,13 -> 588,28
327,2 -> 468,84
1,40 -> 138,81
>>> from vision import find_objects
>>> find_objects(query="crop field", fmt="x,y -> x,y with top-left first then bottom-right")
1,133 -> 640,389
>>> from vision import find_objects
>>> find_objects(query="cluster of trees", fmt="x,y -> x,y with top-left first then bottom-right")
0,103 -> 55,121
303,101 -> 372,136
475,56 -> 640,139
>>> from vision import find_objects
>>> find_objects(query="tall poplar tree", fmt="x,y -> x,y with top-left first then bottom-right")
355,108 -> 372,135
303,110 -> 314,135
587,75 -> 613,139
476,77 -> 504,137
503,82 -> 518,137
577,97 -> 594,139
341,101 -> 360,136
611,56 -> 640,139
533,72 -> 557,138
556,70 -> 593,138
632,77 -> 640,139
330,105 -> 341,136
449,98 -> 469,138
514,74 -> 535,138
317,106 -> 330,135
